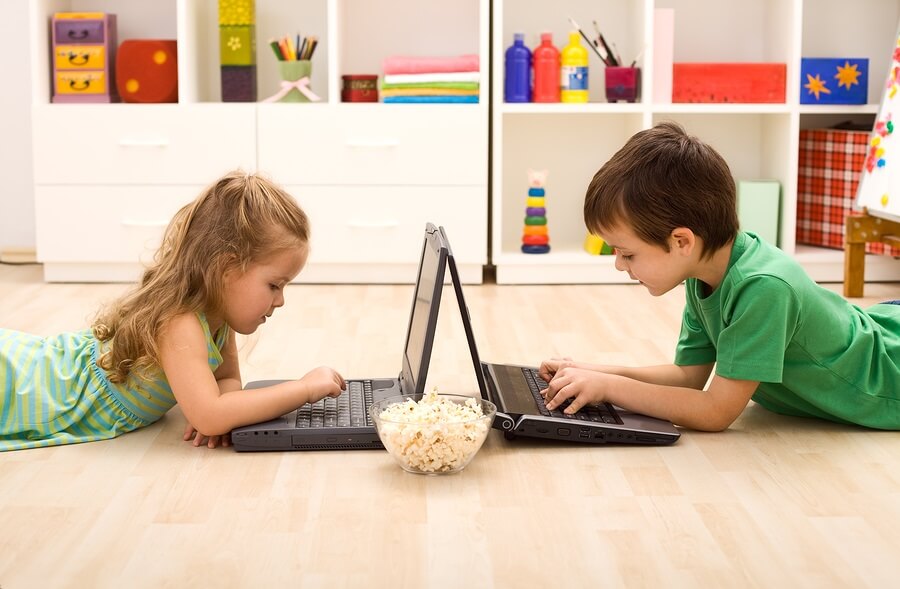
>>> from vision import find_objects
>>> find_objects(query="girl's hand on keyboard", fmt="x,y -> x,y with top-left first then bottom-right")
299,366 -> 346,403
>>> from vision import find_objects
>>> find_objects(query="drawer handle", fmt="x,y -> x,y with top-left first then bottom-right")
347,220 -> 400,229
121,219 -> 169,228
118,138 -> 170,148
345,138 -> 399,149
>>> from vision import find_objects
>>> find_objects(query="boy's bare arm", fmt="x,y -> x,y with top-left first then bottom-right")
540,359 -> 712,389
543,367 -> 759,432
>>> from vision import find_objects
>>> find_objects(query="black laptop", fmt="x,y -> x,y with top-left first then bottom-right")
440,226 -> 681,445
230,223 -> 448,451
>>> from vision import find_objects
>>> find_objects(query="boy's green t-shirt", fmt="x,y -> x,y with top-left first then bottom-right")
675,231 -> 900,429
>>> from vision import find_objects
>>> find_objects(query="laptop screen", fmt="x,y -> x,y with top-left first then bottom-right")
399,224 -> 447,394
438,226 -> 491,402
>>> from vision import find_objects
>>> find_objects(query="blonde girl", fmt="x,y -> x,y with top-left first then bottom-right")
0,171 -> 344,451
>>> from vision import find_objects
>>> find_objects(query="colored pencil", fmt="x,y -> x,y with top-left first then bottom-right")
269,39 -> 284,60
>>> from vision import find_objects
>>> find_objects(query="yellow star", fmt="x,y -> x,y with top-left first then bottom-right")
835,61 -> 861,90
805,73 -> 831,100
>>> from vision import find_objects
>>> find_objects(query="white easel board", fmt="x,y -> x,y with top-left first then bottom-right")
855,22 -> 900,223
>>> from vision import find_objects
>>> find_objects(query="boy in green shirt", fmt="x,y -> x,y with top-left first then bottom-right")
540,122 -> 900,431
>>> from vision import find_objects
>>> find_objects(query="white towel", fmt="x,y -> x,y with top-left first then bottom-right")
383,72 -> 481,85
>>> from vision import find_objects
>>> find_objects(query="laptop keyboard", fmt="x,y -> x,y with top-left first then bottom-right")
522,368 -> 623,425
295,380 -> 374,428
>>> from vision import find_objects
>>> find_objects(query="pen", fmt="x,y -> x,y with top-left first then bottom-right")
568,17 -> 610,65
592,20 -> 619,66
630,48 -> 645,68
611,42 -> 623,68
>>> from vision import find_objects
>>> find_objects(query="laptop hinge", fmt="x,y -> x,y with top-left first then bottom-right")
494,412 -> 515,431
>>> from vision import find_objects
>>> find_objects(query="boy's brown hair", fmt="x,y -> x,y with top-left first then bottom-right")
583,121 -> 739,259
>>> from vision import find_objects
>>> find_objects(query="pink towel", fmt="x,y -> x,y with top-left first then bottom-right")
382,54 -> 479,75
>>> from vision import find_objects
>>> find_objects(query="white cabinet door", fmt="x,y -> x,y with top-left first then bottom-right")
258,104 -> 487,186
31,104 -> 257,185
291,185 -> 486,264
34,185 -> 200,264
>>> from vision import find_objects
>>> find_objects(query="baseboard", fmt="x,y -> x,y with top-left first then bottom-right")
0,247 -> 38,264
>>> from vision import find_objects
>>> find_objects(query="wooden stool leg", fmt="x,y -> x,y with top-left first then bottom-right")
843,212 -> 900,297
844,241 -> 865,297
844,213 -> 869,298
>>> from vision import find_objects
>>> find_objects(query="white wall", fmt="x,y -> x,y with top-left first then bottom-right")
0,0 -> 35,252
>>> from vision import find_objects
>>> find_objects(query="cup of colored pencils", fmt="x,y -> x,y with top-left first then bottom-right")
269,34 -> 318,62
267,34 -> 319,103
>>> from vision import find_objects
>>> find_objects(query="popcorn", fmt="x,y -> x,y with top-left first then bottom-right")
375,389 -> 491,474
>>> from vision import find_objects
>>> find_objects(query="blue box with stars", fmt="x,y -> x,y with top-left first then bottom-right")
800,58 -> 868,104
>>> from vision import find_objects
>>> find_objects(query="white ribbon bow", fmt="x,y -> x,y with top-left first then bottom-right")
262,77 -> 321,103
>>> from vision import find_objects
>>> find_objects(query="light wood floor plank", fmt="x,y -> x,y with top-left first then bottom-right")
1,264 -> 899,587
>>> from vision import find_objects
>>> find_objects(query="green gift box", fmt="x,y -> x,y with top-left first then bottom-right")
737,180 -> 781,247
218,0 -> 255,26
220,25 -> 255,66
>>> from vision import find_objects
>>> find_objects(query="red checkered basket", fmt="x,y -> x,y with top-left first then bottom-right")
797,129 -> 900,256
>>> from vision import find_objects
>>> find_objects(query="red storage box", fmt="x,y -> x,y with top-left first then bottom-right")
672,63 -> 786,103
797,128 -> 900,256
116,40 -> 178,103
341,75 -> 378,102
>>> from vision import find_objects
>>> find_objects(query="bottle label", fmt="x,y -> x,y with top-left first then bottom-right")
561,66 -> 588,90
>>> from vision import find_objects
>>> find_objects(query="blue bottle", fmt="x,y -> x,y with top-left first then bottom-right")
504,33 -> 532,102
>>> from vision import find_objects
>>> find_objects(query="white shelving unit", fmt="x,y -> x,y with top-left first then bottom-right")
492,0 -> 900,284
30,0 -> 488,284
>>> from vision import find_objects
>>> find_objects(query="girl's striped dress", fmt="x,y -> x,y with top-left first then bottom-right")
0,313 -> 228,451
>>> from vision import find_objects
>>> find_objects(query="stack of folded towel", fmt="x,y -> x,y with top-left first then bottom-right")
381,54 -> 480,103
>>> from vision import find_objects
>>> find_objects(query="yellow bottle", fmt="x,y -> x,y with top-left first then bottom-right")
560,31 -> 588,103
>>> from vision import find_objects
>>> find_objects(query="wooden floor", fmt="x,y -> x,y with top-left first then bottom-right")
1,263 -> 899,588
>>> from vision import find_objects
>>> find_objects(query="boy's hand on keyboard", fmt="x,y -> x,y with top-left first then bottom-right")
543,366 -> 610,415
538,357 -> 574,383
299,366 -> 346,403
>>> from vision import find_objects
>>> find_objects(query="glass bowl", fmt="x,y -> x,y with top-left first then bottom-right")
370,392 -> 496,475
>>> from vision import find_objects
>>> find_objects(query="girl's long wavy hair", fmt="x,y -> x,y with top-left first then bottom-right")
92,171 -> 310,384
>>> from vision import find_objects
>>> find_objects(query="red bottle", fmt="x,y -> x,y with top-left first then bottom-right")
532,32 -> 560,102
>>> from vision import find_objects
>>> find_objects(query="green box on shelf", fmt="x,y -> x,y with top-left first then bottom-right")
220,25 -> 255,66
737,180 -> 781,247
218,0 -> 255,26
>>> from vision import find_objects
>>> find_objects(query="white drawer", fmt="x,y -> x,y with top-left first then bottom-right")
258,104 -> 487,186
31,104 -> 256,185
35,185 -> 199,263
291,185 -> 487,265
